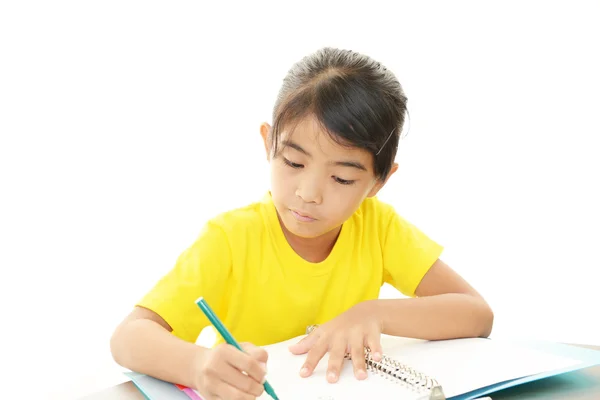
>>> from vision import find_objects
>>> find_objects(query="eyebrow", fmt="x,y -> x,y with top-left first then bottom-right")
281,140 -> 310,156
281,139 -> 368,172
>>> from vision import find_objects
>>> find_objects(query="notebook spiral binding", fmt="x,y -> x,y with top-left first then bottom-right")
363,348 -> 445,399
306,325 -> 446,400
364,347 -> 439,391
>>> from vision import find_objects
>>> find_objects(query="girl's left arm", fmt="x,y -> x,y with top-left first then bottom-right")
288,259 -> 493,383
376,258 -> 494,340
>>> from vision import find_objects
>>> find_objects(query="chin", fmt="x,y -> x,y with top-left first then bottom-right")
287,218 -> 342,241
283,221 -> 323,238
278,214 -> 322,238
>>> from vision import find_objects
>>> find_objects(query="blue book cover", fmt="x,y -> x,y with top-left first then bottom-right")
125,371 -> 191,400
451,340 -> 600,400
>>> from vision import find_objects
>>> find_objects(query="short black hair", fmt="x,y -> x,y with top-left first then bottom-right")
270,47 -> 408,180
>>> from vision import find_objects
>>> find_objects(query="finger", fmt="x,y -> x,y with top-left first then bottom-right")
299,338 -> 328,378
224,345 -> 267,385
241,342 -> 269,363
217,361 -> 264,397
326,339 -> 347,383
365,331 -> 383,362
350,333 -> 367,380
288,330 -> 320,355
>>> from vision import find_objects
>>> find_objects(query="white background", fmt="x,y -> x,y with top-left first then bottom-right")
1,1 -> 599,399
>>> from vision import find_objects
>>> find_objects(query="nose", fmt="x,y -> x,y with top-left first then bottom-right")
295,178 -> 323,205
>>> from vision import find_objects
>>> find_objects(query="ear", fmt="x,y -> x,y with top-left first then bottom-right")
367,162 -> 398,197
260,122 -> 271,161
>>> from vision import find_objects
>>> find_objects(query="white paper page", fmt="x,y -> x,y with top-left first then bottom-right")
256,336 -> 429,400
376,335 -> 582,397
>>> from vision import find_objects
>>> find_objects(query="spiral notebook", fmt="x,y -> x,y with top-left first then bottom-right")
126,334 -> 600,400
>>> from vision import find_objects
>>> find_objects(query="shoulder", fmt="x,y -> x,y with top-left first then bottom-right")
354,195 -> 398,230
353,196 -> 434,246
211,200 -> 267,231
201,195 -> 270,244
358,195 -> 396,216
342,196 -> 401,249
172,197 -> 270,279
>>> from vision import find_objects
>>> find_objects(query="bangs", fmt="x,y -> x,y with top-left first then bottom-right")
313,74 -> 394,153
271,74 -> 396,157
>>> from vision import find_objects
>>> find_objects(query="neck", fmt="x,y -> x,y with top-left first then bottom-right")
277,214 -> 341,263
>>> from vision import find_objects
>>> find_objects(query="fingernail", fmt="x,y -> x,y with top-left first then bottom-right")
259,362 -> 267,374
300,367 -> 309,377
356,369 -> 367,380
373,352 -> 382,361
327,371 -> 338,382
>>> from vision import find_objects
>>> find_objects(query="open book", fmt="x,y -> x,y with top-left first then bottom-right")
250,334 -> 599,400
126,334 -> 600,400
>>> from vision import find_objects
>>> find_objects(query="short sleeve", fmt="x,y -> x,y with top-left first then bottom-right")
136,221 -> 232,343
382,211 -> 443,297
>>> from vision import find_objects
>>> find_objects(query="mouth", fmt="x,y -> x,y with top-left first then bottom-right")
290,209 -> 317,222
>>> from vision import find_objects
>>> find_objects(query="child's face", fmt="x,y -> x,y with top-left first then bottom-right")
261,115 -> 392,239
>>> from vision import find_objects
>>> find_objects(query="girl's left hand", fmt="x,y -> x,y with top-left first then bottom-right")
287,300 -> 383,383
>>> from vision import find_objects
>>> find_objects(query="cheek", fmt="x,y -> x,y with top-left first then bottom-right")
270,164 -> 294,192
325,187 -> 366,215
335,189 -> 353,203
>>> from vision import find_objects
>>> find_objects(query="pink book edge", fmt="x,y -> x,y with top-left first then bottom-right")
174,384 -> 203,400
182,387 -> 202,400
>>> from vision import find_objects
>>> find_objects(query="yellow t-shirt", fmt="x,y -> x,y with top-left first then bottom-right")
137,192 -> 443,346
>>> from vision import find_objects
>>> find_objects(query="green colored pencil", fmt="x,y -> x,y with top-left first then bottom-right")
196,297 -> 280,400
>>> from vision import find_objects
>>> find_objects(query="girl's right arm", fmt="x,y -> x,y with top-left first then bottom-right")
110,306 -> 203,388
110,306 -> 268,399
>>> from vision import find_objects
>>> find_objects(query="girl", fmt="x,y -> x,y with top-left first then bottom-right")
110,47 -> 493,400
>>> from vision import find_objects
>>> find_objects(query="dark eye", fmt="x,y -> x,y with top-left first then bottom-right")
283,158 -> 303,169
333,176 -> 355,185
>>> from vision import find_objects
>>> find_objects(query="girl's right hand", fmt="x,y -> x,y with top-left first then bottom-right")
192,342 -> 268,400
